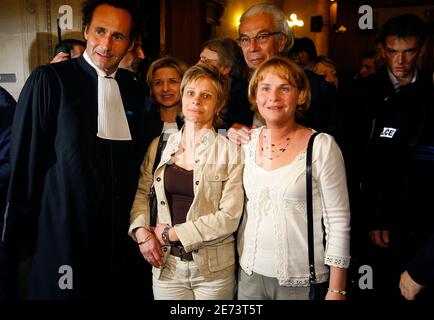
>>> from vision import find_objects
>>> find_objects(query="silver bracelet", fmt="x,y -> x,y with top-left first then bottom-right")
327,288 -> 347,295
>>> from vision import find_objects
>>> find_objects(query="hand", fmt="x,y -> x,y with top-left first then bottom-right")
135,227 -> 164,268
227,123 -> 256,145
50,52 -> 70,63
400,271 -> 425,300
369,230 -> 390,248
152,223 -> 167,245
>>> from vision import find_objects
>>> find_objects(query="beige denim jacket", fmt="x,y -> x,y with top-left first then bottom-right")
129,128 -> 244,280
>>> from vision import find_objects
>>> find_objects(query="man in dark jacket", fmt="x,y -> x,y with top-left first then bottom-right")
3,0 -> 149,299
359,14 -> 434,300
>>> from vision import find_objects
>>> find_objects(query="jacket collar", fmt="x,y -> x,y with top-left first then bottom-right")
387,67 -> 418,90
160,126 -> 218,165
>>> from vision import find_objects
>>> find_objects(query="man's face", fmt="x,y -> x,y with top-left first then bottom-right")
315,61 -> 338,88
199,48 -> 231,76
120,38 -> 145,74
71,44 -> 85,58
374,42 -> 385,70
359,57 -> 376,78
199,48 -> 220,68
291,51 -> 309,68
384,36 -> 420,84
84,4 -> 133,75
239,13 -> 286,70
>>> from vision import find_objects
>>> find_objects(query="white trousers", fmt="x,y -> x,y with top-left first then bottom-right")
153,255 -> 236,300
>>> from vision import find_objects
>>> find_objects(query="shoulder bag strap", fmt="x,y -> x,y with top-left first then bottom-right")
150,133 -> 168,227
307,131 -> 320,285
152,133 -> 167,175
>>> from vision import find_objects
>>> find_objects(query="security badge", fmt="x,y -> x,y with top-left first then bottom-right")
380,127 -> 397,138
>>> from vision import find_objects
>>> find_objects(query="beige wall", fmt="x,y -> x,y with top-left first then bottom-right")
216,0 -> 283,39
0,0 -> 84,100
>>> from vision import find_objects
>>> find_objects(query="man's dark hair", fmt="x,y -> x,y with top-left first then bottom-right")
289,37 -> 318,61
362,50 -> 376,60
54,39 -> 86,55
381,14 -> 426,47
374,35 -> 383,46
82,0 -> 140,41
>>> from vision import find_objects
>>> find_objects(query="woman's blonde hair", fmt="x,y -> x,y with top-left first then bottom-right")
180,63 -> 230,128
146,55 -> 188,94
248,56 -> 311,119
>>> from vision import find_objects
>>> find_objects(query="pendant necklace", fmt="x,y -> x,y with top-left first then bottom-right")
261,130 -> 292,161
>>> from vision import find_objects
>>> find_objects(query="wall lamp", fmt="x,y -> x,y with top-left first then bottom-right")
287,13 -> 304,28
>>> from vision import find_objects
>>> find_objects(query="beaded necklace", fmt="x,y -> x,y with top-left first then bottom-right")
260,130 -> 293,161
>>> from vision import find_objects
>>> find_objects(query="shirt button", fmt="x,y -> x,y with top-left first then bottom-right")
160,201 -> 165,206
156,177 -> 161,182
215,175 -> 219,180
195,181 -> 199,186
195,159 -> 199,164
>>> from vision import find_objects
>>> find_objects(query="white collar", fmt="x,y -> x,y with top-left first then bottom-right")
388,68 -> 418,90
83,51 -> 131,141
83,50 -> 117,78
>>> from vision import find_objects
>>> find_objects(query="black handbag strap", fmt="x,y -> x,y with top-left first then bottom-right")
150,123 -> 184,226
150,133 -> 168,227
152,118 -> 183,175
306,131 -> 320,285
152,133 -> 167,175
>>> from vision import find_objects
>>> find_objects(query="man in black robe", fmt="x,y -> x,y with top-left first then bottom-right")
0,86 -> 16,300
2,0 -> 149,299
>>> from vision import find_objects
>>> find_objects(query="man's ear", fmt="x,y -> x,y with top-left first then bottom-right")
277,34 -> 287,53
127,37 -> 136,52
220,66 -> 232,76
83,26 -> 89,41
128,34 -> 141,52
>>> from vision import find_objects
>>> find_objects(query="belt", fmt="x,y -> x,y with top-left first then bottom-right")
170,245 -> 193,261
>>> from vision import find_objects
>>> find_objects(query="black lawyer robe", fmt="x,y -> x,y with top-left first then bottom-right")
4,56 -> 148,299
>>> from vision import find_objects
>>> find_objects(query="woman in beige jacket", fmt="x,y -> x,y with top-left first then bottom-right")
129,63 -> 244,300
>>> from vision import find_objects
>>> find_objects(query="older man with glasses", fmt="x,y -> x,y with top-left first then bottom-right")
237,5 -> 292,70
228,3 -> 338,145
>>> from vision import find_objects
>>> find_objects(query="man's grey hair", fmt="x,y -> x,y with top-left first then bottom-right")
239,3 -> 294,54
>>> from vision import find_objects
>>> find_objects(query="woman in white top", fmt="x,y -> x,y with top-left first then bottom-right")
237,57 -> 350,300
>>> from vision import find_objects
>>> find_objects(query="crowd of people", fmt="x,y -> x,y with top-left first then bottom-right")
0,0 -> 432,301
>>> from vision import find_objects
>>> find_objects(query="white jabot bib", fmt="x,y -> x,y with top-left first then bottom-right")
83,51 -> 132,141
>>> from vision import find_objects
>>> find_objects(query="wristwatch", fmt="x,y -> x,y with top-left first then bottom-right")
162,225 -> 175,246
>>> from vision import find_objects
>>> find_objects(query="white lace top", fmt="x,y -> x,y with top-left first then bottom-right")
237,128 -> 351,287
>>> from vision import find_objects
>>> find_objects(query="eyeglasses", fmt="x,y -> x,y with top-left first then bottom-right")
199,56 -> 219,64
237,32 -> 281,47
